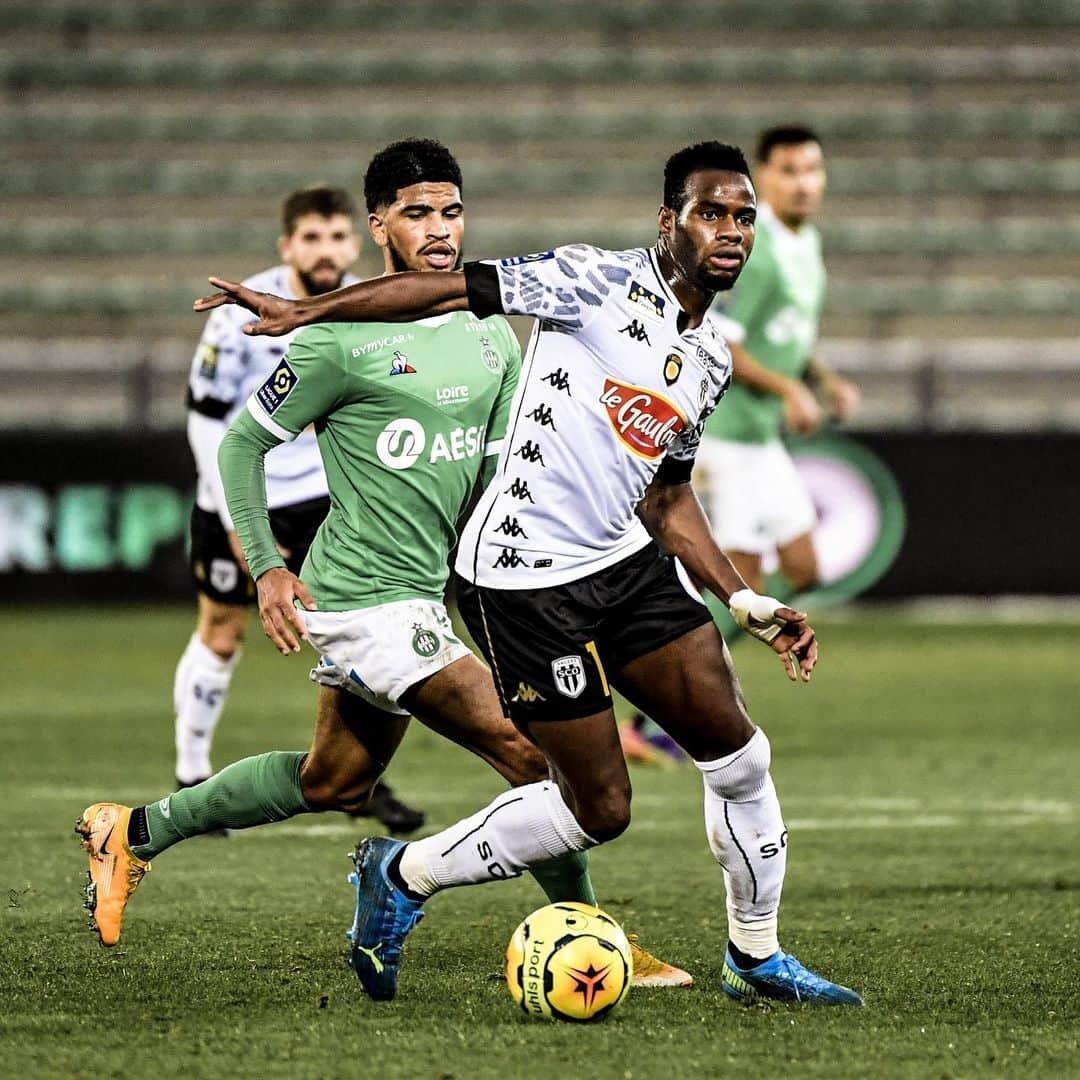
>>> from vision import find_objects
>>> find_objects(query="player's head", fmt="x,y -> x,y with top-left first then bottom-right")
278,186 -> 361,296
364,138 -> 465,274
755,125 -> 825,227
658,141 -> 756,294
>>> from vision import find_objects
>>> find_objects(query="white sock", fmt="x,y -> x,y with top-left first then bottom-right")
696,728 -> 786,961
173,633 -> 241,784
398,781 -> 596,898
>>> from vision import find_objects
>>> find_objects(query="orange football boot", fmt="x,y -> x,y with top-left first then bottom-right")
629,935 -> 694,988
75,803 -> 151,947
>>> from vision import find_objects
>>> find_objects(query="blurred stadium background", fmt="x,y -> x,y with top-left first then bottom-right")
2,0 -> 1079,601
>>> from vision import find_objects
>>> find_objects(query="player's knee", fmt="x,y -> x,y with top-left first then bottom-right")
574,785 -> 631,843
199,608 -> 247,659
300,755 -> 376,812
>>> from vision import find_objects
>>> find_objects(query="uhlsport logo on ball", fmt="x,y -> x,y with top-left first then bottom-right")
505,902 -> 632,1021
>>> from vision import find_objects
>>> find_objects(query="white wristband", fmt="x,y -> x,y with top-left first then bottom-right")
727,588 -> 785,644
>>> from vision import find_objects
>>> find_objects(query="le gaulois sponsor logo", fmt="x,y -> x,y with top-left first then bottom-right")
599,379 -> 687,459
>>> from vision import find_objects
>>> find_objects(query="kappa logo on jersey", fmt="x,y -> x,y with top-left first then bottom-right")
515,439 -> 546,466
495,515 -> 528,538
512,682 -> 546,703
197,343 -> 219,380
500,251 -> 555,267
699,377 -> 710,407
479,336 -> 502,372
256,360 -> 298,415
374,418 -> 486,470
551,655 -> 586,699
389,350 -> 416,375
528,403 -> 557,430
627,280 -> 666,322
505,477 -> 535,502
619,320 -> 652,345
598,379 -> 687,460
493,547 -> 530,569
541,368 -> 572,395
663,352 -> 684,386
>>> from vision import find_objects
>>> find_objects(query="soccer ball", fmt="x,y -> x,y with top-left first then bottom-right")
505,902 -> 633,1021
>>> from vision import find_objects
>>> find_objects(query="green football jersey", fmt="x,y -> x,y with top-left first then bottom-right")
220,312 -> 521,611
705,203 -> 826,444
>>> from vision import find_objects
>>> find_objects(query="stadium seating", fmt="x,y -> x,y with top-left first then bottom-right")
1,0 -> 1077,428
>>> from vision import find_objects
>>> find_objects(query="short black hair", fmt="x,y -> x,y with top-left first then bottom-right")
281,186 -> 357,235
756,125 -> 822,163
663,141 -> 752,212
364,138 -> 463,213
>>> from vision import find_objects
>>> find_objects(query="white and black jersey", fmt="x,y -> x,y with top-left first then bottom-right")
455,244 -> 733,589
187,265 -> 358,527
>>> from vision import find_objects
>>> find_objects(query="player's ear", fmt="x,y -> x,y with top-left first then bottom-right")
368,212 -> 388,249
657,205 -> 675,239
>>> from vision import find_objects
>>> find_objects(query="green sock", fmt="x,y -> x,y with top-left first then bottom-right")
133,751 -> 310,860
528,850 -> 597,906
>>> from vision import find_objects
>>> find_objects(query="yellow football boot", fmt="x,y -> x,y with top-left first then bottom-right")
628,934 -> 694,988
75,803 -> 151,947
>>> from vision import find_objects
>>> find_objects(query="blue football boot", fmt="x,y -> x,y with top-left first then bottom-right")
722,948 -> 863,1006
345,837 -> 425,1000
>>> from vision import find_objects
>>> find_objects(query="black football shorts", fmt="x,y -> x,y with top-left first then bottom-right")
189,496 -> 330,605
455,541 -> 713,722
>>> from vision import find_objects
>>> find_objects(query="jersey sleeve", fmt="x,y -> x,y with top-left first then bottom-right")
218,409 -> 286,581
187,307 -> 248,418
244,324 -> 347,441
464,244 -> 632,331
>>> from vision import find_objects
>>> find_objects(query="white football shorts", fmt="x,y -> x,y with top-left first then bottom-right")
693,435 -> 817,555
303,598 -> 472,716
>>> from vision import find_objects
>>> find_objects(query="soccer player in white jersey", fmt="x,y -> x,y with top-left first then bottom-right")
195,141 -> 863,1006
179,186 -> 424,832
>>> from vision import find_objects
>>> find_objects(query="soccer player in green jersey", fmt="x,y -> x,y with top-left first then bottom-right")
696,125 -> 860,596
76,139 -> 686,989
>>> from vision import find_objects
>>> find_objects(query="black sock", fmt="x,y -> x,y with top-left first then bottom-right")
386,847 -> 426,903
127,806 -> 150,848
728,941 -> 771,970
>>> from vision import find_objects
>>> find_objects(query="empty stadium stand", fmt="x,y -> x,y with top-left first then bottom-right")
2,0 -> 1077,429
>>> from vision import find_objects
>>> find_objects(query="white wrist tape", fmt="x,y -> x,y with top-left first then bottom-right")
727,588 -> 786,644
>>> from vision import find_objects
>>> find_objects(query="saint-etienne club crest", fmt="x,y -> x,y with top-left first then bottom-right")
480,336 -> 501,372
551,654 -> 586,698
412,624 -> 440,658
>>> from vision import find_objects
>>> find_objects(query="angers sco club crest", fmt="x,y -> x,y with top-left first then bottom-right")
551,655 -> 586,699
663,352 -> 683,386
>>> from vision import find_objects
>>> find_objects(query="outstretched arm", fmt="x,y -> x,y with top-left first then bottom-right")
194,270 -> 471,337
637,474 -> 818,682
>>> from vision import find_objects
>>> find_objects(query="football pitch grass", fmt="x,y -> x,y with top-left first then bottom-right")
2,606 -> 1077,1079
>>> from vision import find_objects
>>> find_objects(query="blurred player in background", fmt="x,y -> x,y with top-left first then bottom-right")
697,124 -> 860,594
177,185 -> 424,833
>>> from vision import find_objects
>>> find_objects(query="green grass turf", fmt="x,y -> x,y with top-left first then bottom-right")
1,606 -> 1077,1079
